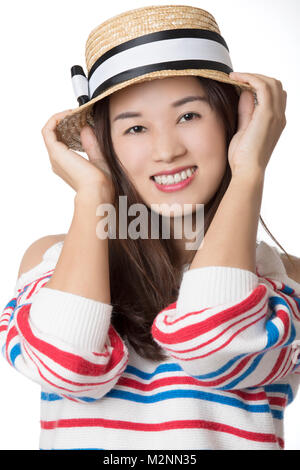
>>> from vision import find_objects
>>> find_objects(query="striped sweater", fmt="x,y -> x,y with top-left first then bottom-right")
1,239 -> 300,450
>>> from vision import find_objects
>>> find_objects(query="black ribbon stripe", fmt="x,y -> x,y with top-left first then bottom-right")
90,60 -> 232,101
88,28 -> 230,81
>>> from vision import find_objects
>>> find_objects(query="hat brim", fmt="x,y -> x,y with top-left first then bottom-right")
56,69 -> 256,152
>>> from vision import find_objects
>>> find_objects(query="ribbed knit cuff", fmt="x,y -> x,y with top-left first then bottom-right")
177,266 -> 259,314
29,287 -> 113,352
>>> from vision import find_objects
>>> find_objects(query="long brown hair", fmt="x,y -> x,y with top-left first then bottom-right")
92,76 -> 294,362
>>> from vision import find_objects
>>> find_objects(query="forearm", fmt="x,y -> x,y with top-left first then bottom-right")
45,187 -> 111,304
189,171 -> 265,274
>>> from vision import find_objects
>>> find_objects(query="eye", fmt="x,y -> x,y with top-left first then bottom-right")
178,112 -> 201,123
124,112 -> 201,135
125,125 -> 145,135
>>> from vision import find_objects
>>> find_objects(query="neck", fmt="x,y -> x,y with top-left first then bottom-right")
169,209 -> 203,266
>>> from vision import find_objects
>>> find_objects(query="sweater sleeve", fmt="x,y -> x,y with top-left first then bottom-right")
0,244 -> 129,401
151,265 -> 300,390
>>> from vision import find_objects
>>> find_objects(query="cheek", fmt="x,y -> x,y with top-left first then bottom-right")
191,131 -> 226,165
116,142 -> 148,176
190,123 -> 227,185
192,117 -> 226,157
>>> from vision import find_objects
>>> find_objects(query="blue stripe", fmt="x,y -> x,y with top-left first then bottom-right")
124,363 -> 183,379
74,396 -> 97,402
3,298 -> 17,310
41,392 -> 97,403
41,389 -> 270,413
281,285 -> 295,295
190,294 -> 296,382
190,354 -> 246,380
270,408 -> 283,419
266,295 -> 294,348
126,359 -> 253,382
10,343 -> 21,366
105,388 -> 270,413
265,320 -> 279,348
41,392 -> 63,401
217,353 -> 265,390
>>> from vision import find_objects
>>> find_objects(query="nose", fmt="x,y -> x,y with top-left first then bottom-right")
151,129 -> 187,163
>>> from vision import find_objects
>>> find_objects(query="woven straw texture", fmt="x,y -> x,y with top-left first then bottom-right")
56,4 -> 255,151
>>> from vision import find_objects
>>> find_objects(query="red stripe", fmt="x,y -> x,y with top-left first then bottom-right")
162,302 -> 177,312
160,303 -> 267,355
229,389 -> 267,401
274,348 -> 293,383
118,375 -> 213,391
116,376 -> 271,403
158,284 -> 264,327
155,318 -> 291,389
278,437 -> 284,449
18,271 -> 54,293
23,340 -> 127,397
152,285 -> 266,345
167,316 -> 291,388
22,341 -> 100,393
24,276 -> 51,299
162,311 -> 266,361
261,348 -> 291,386
16,304 -> 126,376
163,306 -> 212,325
40,417 -> 279,444
279,348 -> 297,379
268,396 -> 286,407
0,325 -> 8,334
23,339 -> 128,392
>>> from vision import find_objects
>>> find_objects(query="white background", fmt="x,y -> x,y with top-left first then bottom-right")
0,0 -> 299,450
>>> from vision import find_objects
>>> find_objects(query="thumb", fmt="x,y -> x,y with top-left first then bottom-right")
80,124 -> 99,155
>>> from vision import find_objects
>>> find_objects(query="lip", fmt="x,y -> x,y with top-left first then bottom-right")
150,165 -> 197,178
151,167 -> 198,193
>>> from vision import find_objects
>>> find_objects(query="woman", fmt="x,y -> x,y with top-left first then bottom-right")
1,4 -> 300,450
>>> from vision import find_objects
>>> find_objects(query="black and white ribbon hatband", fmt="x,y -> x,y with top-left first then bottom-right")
71,28 -> 233,107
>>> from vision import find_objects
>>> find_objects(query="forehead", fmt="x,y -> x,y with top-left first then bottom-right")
109,75 -> 207,110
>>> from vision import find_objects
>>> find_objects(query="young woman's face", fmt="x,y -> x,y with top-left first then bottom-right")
109,76 -> 227,216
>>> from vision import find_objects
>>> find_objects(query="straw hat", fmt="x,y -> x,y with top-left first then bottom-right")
55,4 -> 256,152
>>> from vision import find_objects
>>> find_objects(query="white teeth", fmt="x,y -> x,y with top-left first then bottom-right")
153,166 -> 196,185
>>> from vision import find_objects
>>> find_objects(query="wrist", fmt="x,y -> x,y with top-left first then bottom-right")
75,185 -> 113,206
230,168 -> 265,187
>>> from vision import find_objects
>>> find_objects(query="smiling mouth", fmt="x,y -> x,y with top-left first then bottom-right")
150,165 -> 198,182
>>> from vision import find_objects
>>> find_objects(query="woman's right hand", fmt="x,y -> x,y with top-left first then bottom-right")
41,109 -> 115,203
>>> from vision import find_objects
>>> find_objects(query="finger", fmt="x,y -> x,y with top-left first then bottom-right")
247,74 -> 286,116
42,109 -> 73,132
231,72 -> 279,86
229,72 -> 279,112
41,109 -> 73,146
80,125 -> 111,175
283,90 -> 287,111
236,90 -> 255,131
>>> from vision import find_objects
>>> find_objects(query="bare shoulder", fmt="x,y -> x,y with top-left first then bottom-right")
17,234 -> 66,279
279,252 -> 300,283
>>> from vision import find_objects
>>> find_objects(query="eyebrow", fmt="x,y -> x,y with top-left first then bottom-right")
112,95 -> 209,123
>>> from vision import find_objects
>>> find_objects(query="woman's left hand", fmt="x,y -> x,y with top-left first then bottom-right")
227,72 -> 287,179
